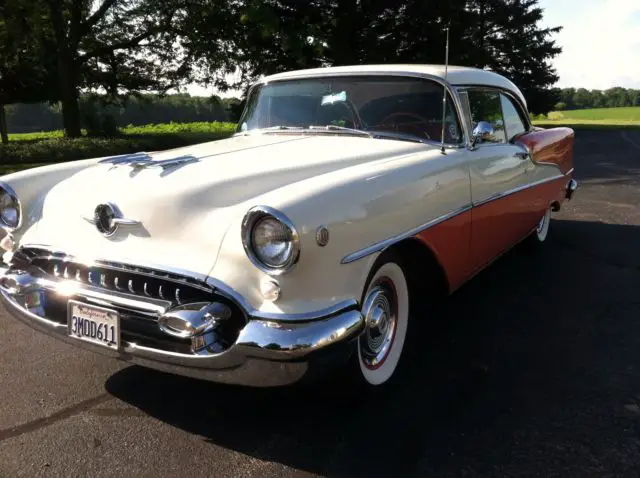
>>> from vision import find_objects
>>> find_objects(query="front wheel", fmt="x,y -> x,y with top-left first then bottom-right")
356,255 -> 410,386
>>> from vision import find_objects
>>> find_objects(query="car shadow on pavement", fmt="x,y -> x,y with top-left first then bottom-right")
105,219 -> 640,476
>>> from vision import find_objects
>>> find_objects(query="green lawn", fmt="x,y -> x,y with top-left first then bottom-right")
533,106 -> 640,128
8,121 -> 237,142
1,121 -> 236,175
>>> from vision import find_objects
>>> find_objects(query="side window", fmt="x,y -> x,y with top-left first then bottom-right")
467,90 -> 506,144
500,94 -> 527,141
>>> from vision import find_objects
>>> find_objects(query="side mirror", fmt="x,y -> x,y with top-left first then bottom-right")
472,121 -> 495,145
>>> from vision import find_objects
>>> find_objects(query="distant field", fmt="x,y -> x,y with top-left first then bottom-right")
534,107 -> 640,128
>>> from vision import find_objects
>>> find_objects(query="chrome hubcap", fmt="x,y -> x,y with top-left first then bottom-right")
360,281 -> 397,369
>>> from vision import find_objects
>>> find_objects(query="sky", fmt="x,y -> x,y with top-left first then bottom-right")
538,0 -> 640,89
187,0 -> 640,96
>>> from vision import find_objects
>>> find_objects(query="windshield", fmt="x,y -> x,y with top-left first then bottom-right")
237,76 -> 463,144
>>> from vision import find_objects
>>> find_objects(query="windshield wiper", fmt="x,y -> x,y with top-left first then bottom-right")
307,125 -> 373,138
237,124 -> 429,144
234,125 -> 303,136
308,125 -> 427,144
367,130 -> 431,144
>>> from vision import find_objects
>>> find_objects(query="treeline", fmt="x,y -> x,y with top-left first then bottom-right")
6,94 -> 243,134
1,0 -> 563,142
555,87 -> 640,111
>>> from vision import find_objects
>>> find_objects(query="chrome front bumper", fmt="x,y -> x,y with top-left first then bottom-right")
0,264 -> 364,387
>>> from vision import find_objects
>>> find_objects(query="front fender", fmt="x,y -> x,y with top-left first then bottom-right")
0,158 -> 105,244
210,145 -> 470,318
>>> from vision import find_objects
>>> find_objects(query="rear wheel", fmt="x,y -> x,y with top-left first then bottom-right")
524,207 -> 551,246
356,254 -> 410,387
522,207 -> 552,253
534,208 -> 551,242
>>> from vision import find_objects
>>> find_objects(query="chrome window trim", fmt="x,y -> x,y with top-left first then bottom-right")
0,181 -> 22,232
341,171 -> 569,265
241,205 -> 301,276
499,93 -> 529,142
341,203 -> 474,265
239,73 -> 472,148
455,85 -> 531,131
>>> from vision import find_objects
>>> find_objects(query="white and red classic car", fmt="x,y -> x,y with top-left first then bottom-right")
0,65 -> 577,387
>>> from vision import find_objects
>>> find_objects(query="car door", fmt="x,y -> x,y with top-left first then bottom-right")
459,88 -> 533,271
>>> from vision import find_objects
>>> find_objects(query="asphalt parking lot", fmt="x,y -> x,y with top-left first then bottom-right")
1,129 -> 639,477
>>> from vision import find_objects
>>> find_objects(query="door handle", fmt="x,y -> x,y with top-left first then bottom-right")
514,151 -> 530,160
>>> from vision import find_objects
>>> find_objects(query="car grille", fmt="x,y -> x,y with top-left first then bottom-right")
12,247 -> 247,354
15,247 -> 215,307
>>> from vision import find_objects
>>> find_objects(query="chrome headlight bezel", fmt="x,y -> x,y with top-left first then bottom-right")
241,206 -> 300,275
0,182 -> 21,231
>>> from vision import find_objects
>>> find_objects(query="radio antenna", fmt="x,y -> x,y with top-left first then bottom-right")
440,21 -> 451,155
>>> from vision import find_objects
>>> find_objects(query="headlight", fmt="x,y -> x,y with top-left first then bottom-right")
0,183 -> 20,230
242,206 -> 300,275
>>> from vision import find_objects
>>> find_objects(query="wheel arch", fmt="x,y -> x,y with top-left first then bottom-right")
362,238 -> 450,314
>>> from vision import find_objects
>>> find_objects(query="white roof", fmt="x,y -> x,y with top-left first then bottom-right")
262,64 -> 527,109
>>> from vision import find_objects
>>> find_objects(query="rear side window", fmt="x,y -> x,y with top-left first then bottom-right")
466,90 -> 507,144
500,94 -> 527,141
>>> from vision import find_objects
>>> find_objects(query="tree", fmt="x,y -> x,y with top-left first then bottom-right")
190,0 -> 563,114
573,88 -> 592,109
0,0 -> 57,143
28,0 -> 192,138
604,87 -> 628,108
590,90 -> 604,109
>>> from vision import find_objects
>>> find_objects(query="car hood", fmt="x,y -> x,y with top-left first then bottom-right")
24,133 -> 425,276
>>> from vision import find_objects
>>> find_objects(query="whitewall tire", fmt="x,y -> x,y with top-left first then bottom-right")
534,208 -> 551,242
357,259 -> 410,386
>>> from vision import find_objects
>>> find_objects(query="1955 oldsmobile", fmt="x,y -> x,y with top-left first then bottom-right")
0,65 -> 577,388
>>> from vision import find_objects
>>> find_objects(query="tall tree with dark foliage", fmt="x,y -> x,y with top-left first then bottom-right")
4,0 -> 193,138
0,0 -> 57,143
196,0 -> 562,114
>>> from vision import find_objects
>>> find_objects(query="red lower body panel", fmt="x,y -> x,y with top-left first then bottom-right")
414,175 -> 569,293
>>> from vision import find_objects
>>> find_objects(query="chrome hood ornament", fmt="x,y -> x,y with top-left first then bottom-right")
99,153 -> 198,171
83,202 -> 140,237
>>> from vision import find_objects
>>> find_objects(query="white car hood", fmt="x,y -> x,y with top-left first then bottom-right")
24,133 -> 424,276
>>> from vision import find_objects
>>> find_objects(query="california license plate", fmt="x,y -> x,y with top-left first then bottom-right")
68,301 -> 120,349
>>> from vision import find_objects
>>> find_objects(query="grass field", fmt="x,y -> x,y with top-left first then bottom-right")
533,106 -> 640,128
1,122 -> 236,174
7,121 -> 236,142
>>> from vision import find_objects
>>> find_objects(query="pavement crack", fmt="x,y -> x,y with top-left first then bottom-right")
0,393 -> 112,443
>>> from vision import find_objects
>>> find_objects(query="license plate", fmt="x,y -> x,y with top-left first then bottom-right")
68,301 -> 120,349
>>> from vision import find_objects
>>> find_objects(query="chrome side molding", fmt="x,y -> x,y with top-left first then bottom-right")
341,170 -> 573,265
340,203 -> 473,264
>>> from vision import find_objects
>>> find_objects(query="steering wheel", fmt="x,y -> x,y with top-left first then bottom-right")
377,112 -> 432,139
